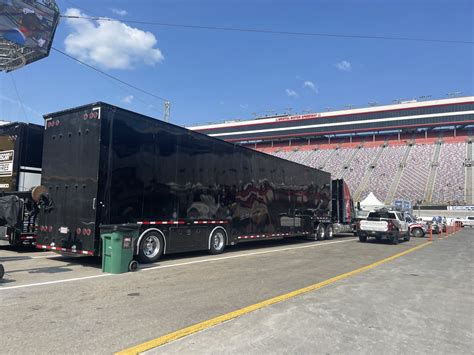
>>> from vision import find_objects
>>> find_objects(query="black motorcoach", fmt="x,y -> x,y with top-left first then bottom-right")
0,122 -> 43,245
37,103 -> 334,263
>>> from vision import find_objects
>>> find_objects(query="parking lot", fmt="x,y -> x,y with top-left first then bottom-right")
0,230 -> 472,354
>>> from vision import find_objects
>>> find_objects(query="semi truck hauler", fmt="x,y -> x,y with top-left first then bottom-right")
331,179 -> 355,234
0,122 -> 43,245
36,103 -> 333,263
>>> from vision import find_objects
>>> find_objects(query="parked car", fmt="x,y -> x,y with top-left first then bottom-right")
417,217 -> 441,234
432,216 -> 447,232
404,213 -> 427,238
357,209 -> 410,244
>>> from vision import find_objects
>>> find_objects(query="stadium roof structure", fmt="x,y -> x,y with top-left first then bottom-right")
189,96 -> 474,143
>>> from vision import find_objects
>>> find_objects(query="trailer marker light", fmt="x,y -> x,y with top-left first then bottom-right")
48,226 -> 53,232
76,228 -> 81,235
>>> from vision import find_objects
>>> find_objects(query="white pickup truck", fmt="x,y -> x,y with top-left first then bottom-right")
357,210 -> 410,244
460,216 -> 474,227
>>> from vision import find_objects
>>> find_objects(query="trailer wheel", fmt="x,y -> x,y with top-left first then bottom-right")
316,224 -> 325,241
137,232 -> 164,263
325,224 -> 334,240
359,235 -> 367,243
209,228 -> 226,255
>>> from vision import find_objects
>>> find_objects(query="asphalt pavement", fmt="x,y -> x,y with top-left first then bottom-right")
146,230 -> 473,355
0,230 -> 471,354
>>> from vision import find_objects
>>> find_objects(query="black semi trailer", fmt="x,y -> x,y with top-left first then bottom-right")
37,103 -> 333,262
0,122 -> 43,245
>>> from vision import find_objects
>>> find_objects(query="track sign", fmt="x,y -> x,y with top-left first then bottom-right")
0,149 -> 14,176
0,0 -> 60,72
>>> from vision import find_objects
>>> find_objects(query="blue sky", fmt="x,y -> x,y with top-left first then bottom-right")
0,0 -> 472,127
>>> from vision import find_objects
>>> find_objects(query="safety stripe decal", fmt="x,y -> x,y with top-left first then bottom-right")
137,220 -> 228,225
138,221 -> 185,225
237,231 -> 310,240
193,220 -> 228,225
36,244 -> 94,255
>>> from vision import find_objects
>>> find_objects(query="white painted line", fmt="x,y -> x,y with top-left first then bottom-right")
0,274 -> 110,291
141,238 -> 357,272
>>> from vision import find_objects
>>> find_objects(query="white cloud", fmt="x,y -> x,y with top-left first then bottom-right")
122,95 -> 134,104
303,80 -> 318,93
240,104 -> 248,109
336,60 -> 352,72
111,8 -> 128,16
64,8 -> 164,70
286,89 -> 298,98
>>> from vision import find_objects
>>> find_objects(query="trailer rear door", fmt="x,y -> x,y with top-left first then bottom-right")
39,107 -> 102,253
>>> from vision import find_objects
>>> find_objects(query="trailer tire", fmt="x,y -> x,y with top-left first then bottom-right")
0,263 -> 4,280
316,224 -> 325,241
137,231 -> 164,263
359,235 -> 367,243
209,228 -> 226,255
325,224 -> 334,240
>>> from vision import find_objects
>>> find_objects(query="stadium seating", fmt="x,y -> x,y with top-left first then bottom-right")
395,144 -> 435,202
344,146 -> 379,194
261,138 -> 470,205
359,145 -> 407,202
432,143 -> 466,204
323,148 -> 354,178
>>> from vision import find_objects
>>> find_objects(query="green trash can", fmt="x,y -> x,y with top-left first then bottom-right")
100,224 -> 139,274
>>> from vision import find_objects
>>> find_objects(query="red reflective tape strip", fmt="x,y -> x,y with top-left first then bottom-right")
138,220 -> 226,225
194,220 -> 229,225
138,221 -> 186,225
36,244 -> 93,255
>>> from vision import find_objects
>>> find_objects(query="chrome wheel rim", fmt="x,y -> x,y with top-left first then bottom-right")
143,235 -> 160,258
318,226 -> 325,239
327,227 -> 333,239
213,232 -> 224,250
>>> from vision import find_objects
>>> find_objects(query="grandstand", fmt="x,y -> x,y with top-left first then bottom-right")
190,96 -> 474,205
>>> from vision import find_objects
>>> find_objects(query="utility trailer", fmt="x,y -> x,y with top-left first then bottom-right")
0,122 -> 43,245
36,102 -> 335,262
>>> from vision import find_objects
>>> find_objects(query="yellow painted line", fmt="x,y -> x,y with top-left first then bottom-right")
116,241 -> 432,355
